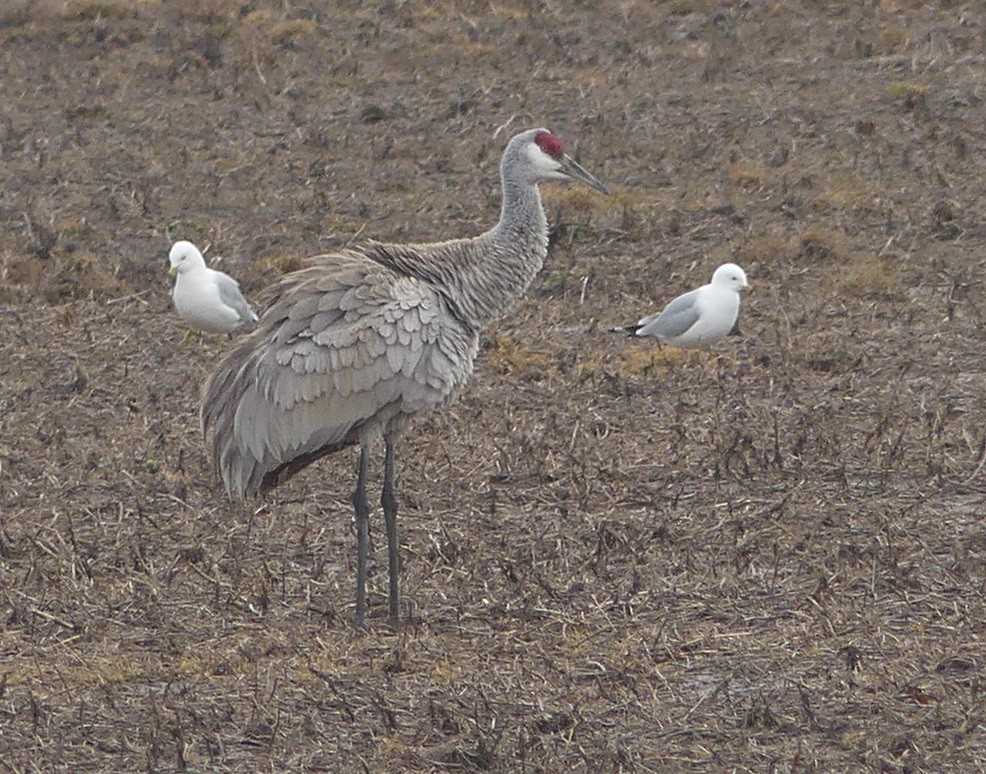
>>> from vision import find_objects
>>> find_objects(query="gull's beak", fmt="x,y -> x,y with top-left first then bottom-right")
560,153 -> 609,195
168,266 -> 177,278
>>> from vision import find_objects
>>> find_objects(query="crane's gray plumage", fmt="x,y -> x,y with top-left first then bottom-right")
205,245 -> 477,498
169,240 -> 259,334
201,128 -> 607,627
614,263 -> 749,348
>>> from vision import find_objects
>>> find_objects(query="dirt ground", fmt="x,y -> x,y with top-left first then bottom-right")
1,0 -> 984,771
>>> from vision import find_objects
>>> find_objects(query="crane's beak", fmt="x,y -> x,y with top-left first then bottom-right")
560,154 -> 609,195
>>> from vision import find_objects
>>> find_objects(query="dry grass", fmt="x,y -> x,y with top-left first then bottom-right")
0,0 -> 984,771
726,161 -> 767,188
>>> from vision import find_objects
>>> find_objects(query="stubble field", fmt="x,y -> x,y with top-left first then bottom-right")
1,1 -> 984,770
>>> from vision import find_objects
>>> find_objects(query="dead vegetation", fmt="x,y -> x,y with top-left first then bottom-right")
0,0 -> 984,771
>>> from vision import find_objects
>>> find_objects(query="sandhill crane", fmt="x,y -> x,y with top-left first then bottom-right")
614,263 -> 749,348
201,128 -> 607,627
169,241 -> 259,334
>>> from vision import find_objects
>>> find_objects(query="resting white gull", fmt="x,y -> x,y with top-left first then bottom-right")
614,263 -> 748,348
168,240 -> 259,334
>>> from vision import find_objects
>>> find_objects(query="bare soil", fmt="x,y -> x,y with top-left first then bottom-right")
1,1 -> 984,771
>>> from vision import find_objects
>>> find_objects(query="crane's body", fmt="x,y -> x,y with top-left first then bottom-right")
207,241 -> 485,499
201,128 -> 607,627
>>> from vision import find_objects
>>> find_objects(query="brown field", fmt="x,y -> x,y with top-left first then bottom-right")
1,1 -> 984,771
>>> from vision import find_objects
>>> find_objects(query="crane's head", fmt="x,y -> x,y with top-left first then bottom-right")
711,263 -> 749,292
508,128 -> 609,194
168,240 -> 207,277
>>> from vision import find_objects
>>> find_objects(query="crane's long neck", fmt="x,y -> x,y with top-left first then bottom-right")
369,170 -> 549,332
461,173 -> 549,328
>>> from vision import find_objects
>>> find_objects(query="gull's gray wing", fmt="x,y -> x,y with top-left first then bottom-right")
635,288 -> 701,340
215,272 -> 260,324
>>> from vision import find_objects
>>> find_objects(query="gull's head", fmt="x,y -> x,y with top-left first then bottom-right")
168,241 -> 206,277
711,263 -> 749,293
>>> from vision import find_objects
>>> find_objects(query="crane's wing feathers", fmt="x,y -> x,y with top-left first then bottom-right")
202,252 -> 476,499
635,289 -> 702,340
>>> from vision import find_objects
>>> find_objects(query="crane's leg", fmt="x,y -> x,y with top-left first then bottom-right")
352,443 -> 371,629
381,425 -> 400,628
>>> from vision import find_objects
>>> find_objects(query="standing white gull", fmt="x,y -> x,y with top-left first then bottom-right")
168,240 -> 259,334
614,263 -> 749,348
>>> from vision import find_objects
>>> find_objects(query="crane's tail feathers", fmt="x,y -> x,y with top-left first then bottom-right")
201,343 -> 267,501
